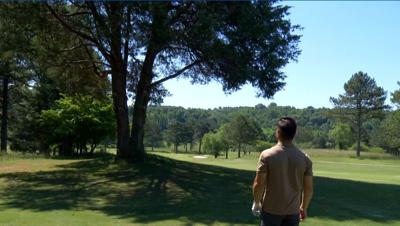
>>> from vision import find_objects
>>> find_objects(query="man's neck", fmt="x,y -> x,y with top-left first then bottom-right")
277,140 -> 293,147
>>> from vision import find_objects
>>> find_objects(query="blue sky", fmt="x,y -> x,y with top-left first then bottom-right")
161,1 -> 400,109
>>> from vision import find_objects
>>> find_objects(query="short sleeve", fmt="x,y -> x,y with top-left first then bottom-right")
304,154 -> 313,176
256,153 -> 268,173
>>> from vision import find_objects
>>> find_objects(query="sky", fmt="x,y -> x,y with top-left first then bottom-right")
161,1 -> 400,109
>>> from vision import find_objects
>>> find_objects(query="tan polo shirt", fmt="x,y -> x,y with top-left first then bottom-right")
256,144 -> 313,215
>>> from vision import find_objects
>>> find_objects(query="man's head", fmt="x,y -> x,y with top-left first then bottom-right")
275,117 -> 297,141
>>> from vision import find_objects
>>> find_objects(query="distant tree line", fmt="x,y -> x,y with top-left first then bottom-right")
141,73 -> 400,158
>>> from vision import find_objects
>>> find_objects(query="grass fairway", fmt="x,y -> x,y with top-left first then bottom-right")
0,150 -> 399,226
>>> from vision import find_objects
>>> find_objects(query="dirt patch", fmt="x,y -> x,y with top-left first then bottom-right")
0,162 -> 32,174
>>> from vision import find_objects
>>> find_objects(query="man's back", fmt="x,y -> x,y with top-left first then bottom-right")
257,144 -> 313,215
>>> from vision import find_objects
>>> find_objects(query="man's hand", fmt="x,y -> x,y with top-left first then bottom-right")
251,201 -> 262,217
300,208 -> 307,221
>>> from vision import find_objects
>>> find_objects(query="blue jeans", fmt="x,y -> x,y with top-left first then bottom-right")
260,211 -> 300,226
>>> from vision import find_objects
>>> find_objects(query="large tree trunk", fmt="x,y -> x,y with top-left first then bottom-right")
130,6 -> 165,162
238,143 -> 241,158
1,75 -> 9,152
111,67 -> 130,159
129,43 -> 156,162
109,4 -> 130,159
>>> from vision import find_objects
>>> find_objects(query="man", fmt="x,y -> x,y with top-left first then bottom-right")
252,117 -> 313,226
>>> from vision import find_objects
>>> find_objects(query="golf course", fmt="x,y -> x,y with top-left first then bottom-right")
1,1 -> 400,226
0,149 -> 399,226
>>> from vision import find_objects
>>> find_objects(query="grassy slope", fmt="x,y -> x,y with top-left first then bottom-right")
0,150 -> 399,226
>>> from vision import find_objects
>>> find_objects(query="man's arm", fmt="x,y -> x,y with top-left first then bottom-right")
251,172 -> 266,216
252,172 -> 266,203
300,175 -> 313,219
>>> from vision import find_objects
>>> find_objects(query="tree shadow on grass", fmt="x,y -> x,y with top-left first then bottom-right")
0,154 -> 399,225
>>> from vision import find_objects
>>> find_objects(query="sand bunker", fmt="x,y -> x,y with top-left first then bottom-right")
193,155 -> 208,159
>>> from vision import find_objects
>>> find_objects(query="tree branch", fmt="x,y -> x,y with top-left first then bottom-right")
47,4 -> 97,45
46,3 -> 112,63
151,60 -> 200,87
60,11 -> 91,17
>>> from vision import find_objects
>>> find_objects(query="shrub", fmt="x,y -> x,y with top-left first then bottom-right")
369,146 -> 385,153
350,142 -> 370,152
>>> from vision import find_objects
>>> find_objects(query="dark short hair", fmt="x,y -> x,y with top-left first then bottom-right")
277,117 -> 297,140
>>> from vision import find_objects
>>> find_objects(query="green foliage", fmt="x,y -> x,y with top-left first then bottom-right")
391,81 -> 400,108
261,127 -> 276,143
295,126 -> 328,148
145,105 -> 334,152
371,110 -> 400,154
329,123 -> 353,150
1,4 -> 110,154
144,116 -> 163,150
163,122 -> 193,153
254,140 -> 274,152
350,142 -> 370,152
369,146 -> 385,153
40,95 -> 115,156
220,115 -> 262,158
202,131 -> 227,158
221,115 -> 262,146
330,71 -> 389,156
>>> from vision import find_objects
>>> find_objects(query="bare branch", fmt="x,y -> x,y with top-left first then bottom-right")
60,11 -> 91,17
151,60 -> 200,87
58,43 -> 94,52
81,39 -> 108,77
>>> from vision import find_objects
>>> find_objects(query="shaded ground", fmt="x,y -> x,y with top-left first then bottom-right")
0,153 -> 399,225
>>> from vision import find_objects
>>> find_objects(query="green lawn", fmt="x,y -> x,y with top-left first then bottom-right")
0,149 -> 399,226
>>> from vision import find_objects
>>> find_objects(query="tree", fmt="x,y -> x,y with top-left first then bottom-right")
0,62 -> 11,152
391,81 -> 400,108
164,122 -> 185,153
222,115 -> 262,158
181,123 -> 194,153
47,1 -> 301,162
40,95 -> 115,156
203,131 -> 227,158
330,71 -> 389,157
371,110 -> 400,156
143,113 -> 163,151
193,115 -> 217,154
0,4 -> 35,152
328,123 -> 353,150
0,3 -> 110,154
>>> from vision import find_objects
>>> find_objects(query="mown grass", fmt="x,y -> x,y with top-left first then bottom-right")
0,149 -> 399,226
